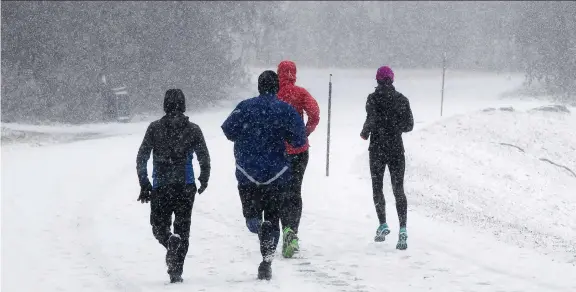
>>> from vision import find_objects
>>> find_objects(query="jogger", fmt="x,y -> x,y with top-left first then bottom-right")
221,70 -> 307,280
136,89 -> 211,283
360,66 -> 413,250
276,60 -> 320,254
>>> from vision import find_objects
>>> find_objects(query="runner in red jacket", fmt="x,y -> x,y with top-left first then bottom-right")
276,60 -> 320,257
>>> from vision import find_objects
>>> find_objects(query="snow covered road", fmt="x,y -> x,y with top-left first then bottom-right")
3,68 -> 576,291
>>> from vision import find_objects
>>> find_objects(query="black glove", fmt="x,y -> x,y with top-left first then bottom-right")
360,129 -> 370,140
198,180 -> 208,194
138,181 -> 153,203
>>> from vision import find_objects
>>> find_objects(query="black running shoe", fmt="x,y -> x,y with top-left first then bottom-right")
257,260 -> 272,280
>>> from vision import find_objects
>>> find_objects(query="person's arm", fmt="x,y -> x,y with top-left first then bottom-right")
284,105 -> 307,148
136,124 -> 154,188
398,95 -> 414,133
360,94 -> 375,139
299,87 -> 320,136
191,124 -> 211,187
221,102 -> 245,142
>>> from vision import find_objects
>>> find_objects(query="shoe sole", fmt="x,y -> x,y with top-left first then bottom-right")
258,263 -> 272,280
396,233 -> 408,250
374,229 -> 390,242
168,235 -> 182,251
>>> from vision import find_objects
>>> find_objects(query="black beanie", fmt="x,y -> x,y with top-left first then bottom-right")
258,70 -> 279,95
163,89 -> 186,114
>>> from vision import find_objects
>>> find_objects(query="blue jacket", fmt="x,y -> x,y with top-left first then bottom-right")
221,93 -> 307,187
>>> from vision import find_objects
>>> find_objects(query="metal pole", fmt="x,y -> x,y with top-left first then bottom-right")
440,51 -> 446,117
326,74 -> 332,177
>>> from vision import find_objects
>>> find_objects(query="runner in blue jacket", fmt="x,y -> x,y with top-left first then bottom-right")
221,70 -> 307,280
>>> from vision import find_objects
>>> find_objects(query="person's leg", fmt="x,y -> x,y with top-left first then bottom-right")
388,154 -> 408,250
257,185 -> 282,280
258,188 -> 281,262
369,150 -> 387,225
289,150 -> 309,234
370,150 -> 391,242
388,154 -> 407,228
150,186 -> 173,248
171,184 -> 197,279
277,151 -> 308,254
238,184 -> 261,234
277,182 -> 299,258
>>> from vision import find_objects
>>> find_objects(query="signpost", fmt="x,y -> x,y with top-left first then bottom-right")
326,74 -> 332,177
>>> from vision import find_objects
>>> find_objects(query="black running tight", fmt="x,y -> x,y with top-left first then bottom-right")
369,151 -> 407,228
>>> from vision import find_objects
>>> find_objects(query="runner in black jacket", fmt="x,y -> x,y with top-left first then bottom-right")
360,66 -> 413,250
136,89 -> 211,283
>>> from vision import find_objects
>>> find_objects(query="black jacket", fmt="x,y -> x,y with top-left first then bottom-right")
137,113 -> 211,189
360,84 -> 414,155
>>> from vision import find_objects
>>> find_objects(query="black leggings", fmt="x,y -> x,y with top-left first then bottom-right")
150,184 -> 196,276
239,184 -> 288,261
281,150 -> 309,234
369,151 -> 407,228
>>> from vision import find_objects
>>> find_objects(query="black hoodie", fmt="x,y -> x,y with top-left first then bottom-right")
360,84 -> 414,155
136,90 -> 211,189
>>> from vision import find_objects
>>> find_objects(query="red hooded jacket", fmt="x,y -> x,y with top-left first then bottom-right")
277,61 -> 320,155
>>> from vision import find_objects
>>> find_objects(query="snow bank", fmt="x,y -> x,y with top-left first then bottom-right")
1,108 -> 234,148
355,108 -> 576,262
1,121 -> 150,147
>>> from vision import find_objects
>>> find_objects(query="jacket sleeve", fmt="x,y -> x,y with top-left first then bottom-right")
360,95 -> 376,139
284,105 -> 308,148
300,87 -> 320,136
398,96 -> 414,133
191,124 -> 211,184
136,123 -> 154,187
221,102 -> 245,142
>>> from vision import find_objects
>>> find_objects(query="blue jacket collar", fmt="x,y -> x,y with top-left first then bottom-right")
258,93 -> 277,99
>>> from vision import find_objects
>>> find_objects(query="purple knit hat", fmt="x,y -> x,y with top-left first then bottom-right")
376,66 -> 394,82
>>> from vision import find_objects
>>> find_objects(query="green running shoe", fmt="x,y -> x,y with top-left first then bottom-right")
282,227 -> 298,258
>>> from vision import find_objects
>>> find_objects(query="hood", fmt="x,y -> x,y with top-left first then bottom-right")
164,89 -> 186,114
277,60 -> 297,88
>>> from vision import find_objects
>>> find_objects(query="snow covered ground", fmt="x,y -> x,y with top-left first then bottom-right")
2,68 -> 576,292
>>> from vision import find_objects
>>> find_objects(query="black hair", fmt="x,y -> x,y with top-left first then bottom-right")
258,70 -> 279,95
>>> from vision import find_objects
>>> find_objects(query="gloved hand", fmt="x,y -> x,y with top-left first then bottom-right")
138,181 -> 153,204
246,218 -> 262,234
198,180 -> 208,194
